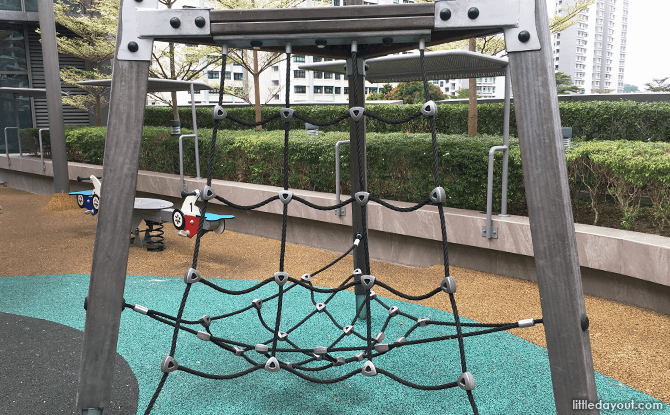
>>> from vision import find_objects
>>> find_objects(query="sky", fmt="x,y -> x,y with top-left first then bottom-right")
622,0 -> 669,89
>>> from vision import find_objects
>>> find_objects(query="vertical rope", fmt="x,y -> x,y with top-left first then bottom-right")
419,46 -> 477,415
145,47 -> 229,415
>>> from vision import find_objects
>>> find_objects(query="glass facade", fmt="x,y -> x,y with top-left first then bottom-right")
0,23 -> 32,154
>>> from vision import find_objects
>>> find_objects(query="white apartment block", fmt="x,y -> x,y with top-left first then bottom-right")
551,0 -> 629,93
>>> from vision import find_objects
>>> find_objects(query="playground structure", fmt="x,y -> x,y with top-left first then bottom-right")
69,176 -> 102,215
75,1 -> 600,415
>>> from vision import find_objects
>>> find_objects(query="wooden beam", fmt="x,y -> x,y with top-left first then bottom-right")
507,0 -> 599,413
76,1 -> 151,408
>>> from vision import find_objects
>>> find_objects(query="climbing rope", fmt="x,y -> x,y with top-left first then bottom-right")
136,43 -> 543,415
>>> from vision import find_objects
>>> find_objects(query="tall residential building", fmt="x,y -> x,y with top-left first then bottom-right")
551,0 -> 629,94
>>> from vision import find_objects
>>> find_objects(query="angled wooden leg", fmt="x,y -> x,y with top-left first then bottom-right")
507,1 -> 599,413
75,55 -> 150,414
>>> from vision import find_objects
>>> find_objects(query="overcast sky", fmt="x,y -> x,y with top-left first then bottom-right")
623,0 -> 668,89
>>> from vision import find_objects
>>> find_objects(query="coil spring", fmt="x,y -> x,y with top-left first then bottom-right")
144,221 -> 165,252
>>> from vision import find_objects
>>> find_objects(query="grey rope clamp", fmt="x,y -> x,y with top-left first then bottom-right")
355,352 -> 365,361
388,306 -> 399,317
279,108 -> 294,122
184,268 -> 201,284
313,353 -> 323,361
212,105 -> 227,120
160,356 -> 179,373
362,360 -> 377,377
374,343 -> 389,352
417,317 -> 430,327
334,357 -> 346,366
133,304 -> 149,315
457,372 -> 475,391
233,347 -> 244,356
316,302 -> 326,312
199,315 -> 211,327
300,273 -> 311,283
518,318 -> 535,328
278,331 -> 288,341
360,275 -> 375,290
252,298 -> 263,310
441,276 -> 457,294
430,186 -> 446,204
373,332 -> 385,342
314,346 -> 328,355
196,331 -> 211,341
353,268 -> 362,277
278,190 -> 293,205
255,344 -> 269,353
369,289 -> 377,300
202,185 -> 216,201
354,191 -> 369,206
265,356 -> 280,373
349,106 -> 365,121
343,325 -> 354,335
395,336 -> 407,344
274,271 -> 289,286
421,100 -> 438,117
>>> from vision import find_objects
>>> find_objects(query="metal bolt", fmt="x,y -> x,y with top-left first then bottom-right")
518,30 -> 531,43
581,314 -> 589,331
251,40 -> 262,50
127,41 -> 139,52
315,39 -> 327,48
195,16 -> 206,28
467,7 -> 479,19
439,8 -> 451,21
170,17 -> 181,28
382,37 -> 393,46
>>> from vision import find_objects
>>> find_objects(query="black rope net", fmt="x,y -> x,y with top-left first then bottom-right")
133,45 -> 543,415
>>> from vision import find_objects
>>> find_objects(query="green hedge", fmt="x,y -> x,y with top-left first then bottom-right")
32,126 -> 524,214
143,101 -> 670,142
567,140 -> 670,231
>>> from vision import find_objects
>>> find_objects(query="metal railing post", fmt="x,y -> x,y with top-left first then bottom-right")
38,128 -> 48,172
334,140 -> 350,216
483,146 -> 508,239
499,65 -> 511,217
4,127 -> 18,166
189,83 -> 201,179
178,134 -> 196,193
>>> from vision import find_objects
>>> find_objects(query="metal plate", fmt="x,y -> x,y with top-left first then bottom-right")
434,0 -> 519,30
503,0 -> 541,52
117,0 -> 158,61
137,8 -> 211,38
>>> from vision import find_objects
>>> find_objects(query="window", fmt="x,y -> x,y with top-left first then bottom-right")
333,0 -> 339,5
294,85 -> 306,93
233,72 -> 244,80
324,72 -> 332,79
324,86 -> 333,94
233,62 -> 242,66
272,80 -> 279,86
273,66 -> 279,72
224,71 -> 231,79
314,71 -> 323,79
335,87 -> 341,94
335,74 -> 341,80
344,87 -> 349,94
207,71 -> 219,79
274,94 -> 280,100
314,86 -> 323,94
294,70 -> 306,78
313,57 -> 322,62
293,55 -> 306,63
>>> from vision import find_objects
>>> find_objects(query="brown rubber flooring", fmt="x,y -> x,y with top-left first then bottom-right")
0,186 -> 669,404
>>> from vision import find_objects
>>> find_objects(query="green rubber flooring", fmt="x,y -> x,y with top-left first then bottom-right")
0,274 -> 665,415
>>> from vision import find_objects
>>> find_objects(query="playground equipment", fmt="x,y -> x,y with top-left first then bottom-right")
69,176 -> 102,215
172,188 -> 234,238
77,1 -> 599,414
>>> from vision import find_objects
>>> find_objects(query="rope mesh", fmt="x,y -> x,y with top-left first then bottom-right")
137,46 -> 543,415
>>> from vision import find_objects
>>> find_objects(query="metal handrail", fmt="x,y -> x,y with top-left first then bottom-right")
38,128 -> 48,172
189,83 -> 201,179
179,134 -> 196,193
483,65 -> 511,239
4,126 -> 19,166
334,140 -> 350,216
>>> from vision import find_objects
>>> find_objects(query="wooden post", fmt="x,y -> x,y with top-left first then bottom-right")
76,1 -> 151,409
37,0 -> 69,194
346,0 -> 368,319
507,0 -> 599,413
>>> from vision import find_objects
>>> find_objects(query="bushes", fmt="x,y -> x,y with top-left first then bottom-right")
142,101 -> 670,142
567,141 -> 670,231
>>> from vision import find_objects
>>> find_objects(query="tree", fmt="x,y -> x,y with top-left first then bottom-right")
555,72 -> 581,94
384,82 -> 446,105
644,77 -> 670,92
51,0 -> 119,126
380,83 -> 393,95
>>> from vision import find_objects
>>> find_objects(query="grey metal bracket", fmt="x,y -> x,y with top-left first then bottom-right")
118,2 -> 211,61
482,224 -> 498,239
117,0 -> 159,61
434,0 -> 540,52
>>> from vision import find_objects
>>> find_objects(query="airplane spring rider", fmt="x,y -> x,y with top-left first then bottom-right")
69,175 -> 102,215
172,187 -> 234,238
